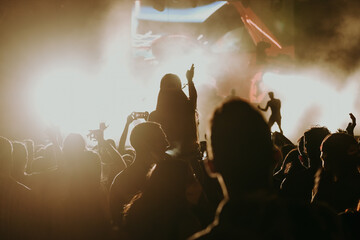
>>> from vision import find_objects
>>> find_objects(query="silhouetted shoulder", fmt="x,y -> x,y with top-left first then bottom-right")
191,197 -> 342,240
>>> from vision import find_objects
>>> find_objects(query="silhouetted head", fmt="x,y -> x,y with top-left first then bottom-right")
156,73 -> 188,113
303,127 -> 330,170
320,133 -> 359,175
63,133 -> 86,155
0,136 -> 13,174
297,136 -> 309,167
208,98 -> 274,195
268,92 -> 274,99
130,122 -> 169,160
160,74 -> 182,90
62,134 -> 101,185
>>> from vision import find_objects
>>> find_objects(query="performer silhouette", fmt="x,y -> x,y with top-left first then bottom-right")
258,92 -> 283,134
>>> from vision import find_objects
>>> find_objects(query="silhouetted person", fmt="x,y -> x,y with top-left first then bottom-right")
280,127 -> 330,202
277,148 -> 312,202
273,148 -> 298,190
57,133 -> 111,240
189,98 -> 341,240
0,136 -> 35,239
149,65 -> 205,185
303,127 -> 331,176
123,159 -> 201,240
90,123 -> 127,191
258,91 -> 283,134
109,122 -> 170,234
149,64 -> 199,156
190,98 -> 276,239
312,133 -> 360,213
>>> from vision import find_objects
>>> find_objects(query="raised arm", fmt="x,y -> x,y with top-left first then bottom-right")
346,113 -> 356,136
118,114 -> 134,155
186,64 -> 197,109
258,102 -> 269,112
94,127 -> 127,171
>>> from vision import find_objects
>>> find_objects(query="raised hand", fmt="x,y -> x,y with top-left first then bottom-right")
186,64 -> 195,82
346,113 -> 356,136
349,113 -> 356,124
127,114 -> 135,124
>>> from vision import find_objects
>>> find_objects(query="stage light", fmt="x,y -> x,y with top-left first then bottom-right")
262,71 -> 359,141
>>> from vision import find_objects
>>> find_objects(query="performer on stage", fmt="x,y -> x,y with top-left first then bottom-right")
258,92 -> 283,134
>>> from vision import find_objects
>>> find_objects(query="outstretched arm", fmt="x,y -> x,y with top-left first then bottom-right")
95,129 -> 127,171
118,114 -> 134,155
102,141 -> 127,170
346,113 -> 356,136
258,102 -> 269,112
187,64 -> 197,109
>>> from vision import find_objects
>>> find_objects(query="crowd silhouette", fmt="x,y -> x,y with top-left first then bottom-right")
1,65 -> 360,240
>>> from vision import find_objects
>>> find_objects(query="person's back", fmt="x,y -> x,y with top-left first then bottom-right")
189,98 -> 341,240
190,98 -> 277,239
149,67 -> 198,155
268,97 -> 281,117
123,159 -> 201,240
280,127 -> 330,203
109,122 -> 170,233
312,132 -> 360,213
194,195 -> 340,240
109,159 -> 151,229
34,133 -> 111,240
278,149 -> 313,202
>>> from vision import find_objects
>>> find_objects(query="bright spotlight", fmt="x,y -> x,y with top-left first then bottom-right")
262,71 -> 358,141
32,63 -> 105,137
